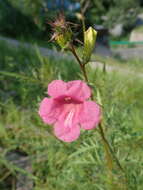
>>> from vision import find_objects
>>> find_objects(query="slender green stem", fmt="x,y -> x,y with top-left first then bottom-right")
69,44 -> 89,83
70,44 -> 82,67
98,123 -> 124,172
70,43 -> 125,173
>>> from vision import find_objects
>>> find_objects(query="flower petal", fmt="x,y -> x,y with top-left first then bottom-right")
39,98 -> 60,124
67,80 -> 91,101
79,101 -> 101,130
54,121 -> 80,142
48,80 -> 67,98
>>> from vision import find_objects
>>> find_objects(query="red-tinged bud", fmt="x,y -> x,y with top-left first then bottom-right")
49,13 -> 72,49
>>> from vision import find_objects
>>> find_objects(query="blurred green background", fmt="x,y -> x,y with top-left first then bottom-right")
0,0 -> 143,190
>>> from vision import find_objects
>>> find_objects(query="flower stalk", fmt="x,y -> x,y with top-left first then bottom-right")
69,43 -> 89,83
69,42 -> 128,189
49,14 -> 128,189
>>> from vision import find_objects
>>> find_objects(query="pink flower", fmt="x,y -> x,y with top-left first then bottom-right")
39,80 -> 101,142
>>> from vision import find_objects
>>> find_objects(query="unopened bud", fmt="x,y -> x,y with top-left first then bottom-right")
76,13 -> 84,20
83,27 -> 97,63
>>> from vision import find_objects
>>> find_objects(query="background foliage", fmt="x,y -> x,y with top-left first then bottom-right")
1,0 -> 143,40
79,0 -> 142,35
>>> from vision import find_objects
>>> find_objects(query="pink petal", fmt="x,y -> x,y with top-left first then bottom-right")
67,80 -> 91,101
54,121 -> 80,142
48,80 -> 67,98
79,101 -> 101,130
38,98 -> 60,124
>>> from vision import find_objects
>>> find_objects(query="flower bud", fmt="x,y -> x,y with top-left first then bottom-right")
55,30 -> 72,49
49,13 -> 72,49
76,13 -> 84,20
83,27 -> 97,63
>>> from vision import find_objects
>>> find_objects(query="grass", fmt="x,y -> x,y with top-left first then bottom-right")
0,40 -> 143,190
133,25 -> 143,33
91,53 -> 143,73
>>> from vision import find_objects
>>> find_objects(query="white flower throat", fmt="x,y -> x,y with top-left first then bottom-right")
64,109 -> 75,128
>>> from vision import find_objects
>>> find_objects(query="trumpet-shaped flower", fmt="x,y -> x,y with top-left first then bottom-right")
39,80 -> 101,142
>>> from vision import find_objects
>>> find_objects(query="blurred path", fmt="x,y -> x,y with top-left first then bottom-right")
0,36 -> 143,79
0,36 -> 70,59
113,47 -> 143,60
